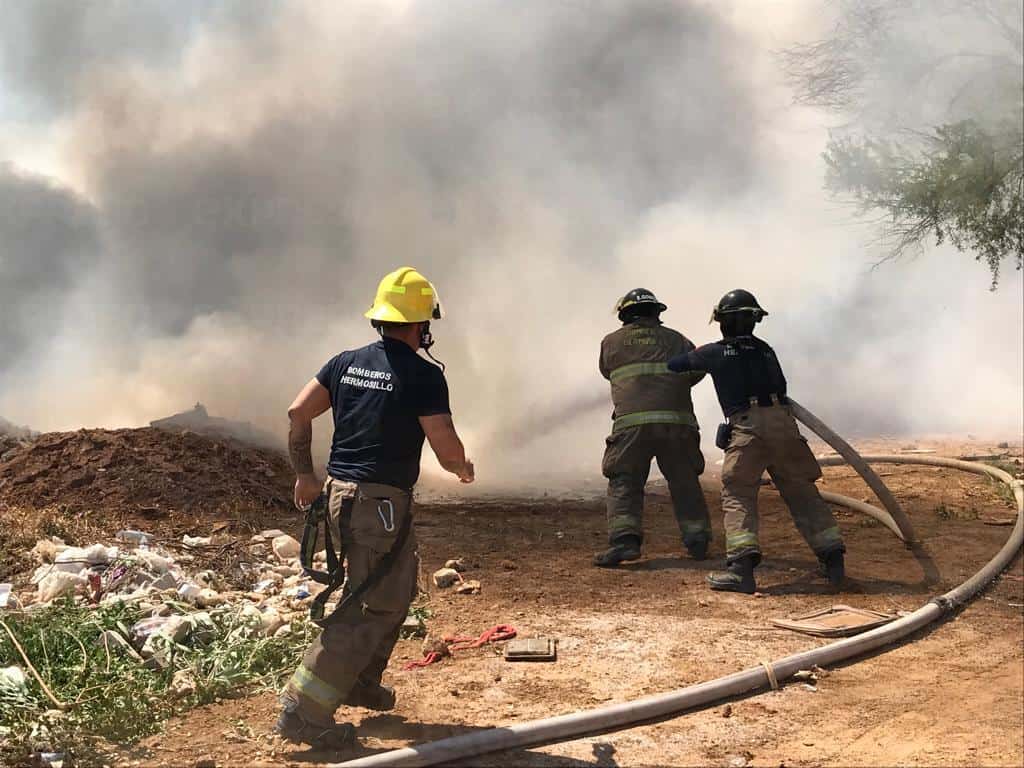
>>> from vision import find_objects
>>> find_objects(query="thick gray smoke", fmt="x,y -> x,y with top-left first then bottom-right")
0,0 -> 1021,491
0,167 -> 100,364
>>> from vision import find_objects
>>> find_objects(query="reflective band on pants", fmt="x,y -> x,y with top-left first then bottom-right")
290,665 -> 342,711
809,525 -> 843,551
726,531 -> 760,552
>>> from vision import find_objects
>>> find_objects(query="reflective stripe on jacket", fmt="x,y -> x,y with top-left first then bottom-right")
600,318 -> 704,430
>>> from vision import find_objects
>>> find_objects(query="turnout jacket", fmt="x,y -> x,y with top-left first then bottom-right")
599,318 -> 705,432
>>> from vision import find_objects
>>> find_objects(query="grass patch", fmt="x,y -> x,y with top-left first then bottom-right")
0,598 -> 318,766
979,459 -> 1022,509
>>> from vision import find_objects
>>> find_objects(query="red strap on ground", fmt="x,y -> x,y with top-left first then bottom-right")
401,651 -> 446,671
444,624 -> 517,652
402,624 -> 517,671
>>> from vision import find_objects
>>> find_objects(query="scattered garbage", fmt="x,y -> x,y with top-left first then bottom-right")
283,584 -> 312,600
117,530 -> 153,547
183,535 -> 213,548
444,558 -> 468,572
433,567 -> 463,588
455,579 -> 482,595
792,665 -> 830,684
0,666 -> 29,698
37,572 -> 89,603
30,538 -> 66,564
1,521 -> 439,762
178,583 -> 203,603
402,613 -> 427,638
272,534 -> 300,562
137,550 -> 173,574
254,529 -> 286,541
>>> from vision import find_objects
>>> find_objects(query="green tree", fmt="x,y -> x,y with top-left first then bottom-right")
781,0 -> 1023,286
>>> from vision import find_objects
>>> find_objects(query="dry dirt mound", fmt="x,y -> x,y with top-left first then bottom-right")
0,427 -> 293,520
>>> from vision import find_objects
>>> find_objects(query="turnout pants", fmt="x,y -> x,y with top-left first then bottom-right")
284,479 -> 418,725
602,422 -> 711,549
722,404 -> 844,565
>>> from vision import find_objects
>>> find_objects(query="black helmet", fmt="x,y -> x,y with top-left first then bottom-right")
711,289 -> 768,322
615,288 -> 667,321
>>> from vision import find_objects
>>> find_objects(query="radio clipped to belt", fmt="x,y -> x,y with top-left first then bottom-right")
299,487 -> 412,628
715,422 -> 733,450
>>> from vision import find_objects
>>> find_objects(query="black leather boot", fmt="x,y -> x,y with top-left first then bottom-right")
685,537 -> 709,561
707,555 -> 757,594
274,703 -> 355,749
593,536 -> 642,567
820,550 -> 845,588
343,681 -> 396,711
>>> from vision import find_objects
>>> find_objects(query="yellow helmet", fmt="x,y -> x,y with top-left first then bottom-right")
365,267 -> 443,323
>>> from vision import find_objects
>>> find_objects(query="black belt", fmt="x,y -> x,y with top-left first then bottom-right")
747,394 -> 789,408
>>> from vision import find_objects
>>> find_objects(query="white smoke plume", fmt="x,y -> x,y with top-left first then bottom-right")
1,0 -> 1020,491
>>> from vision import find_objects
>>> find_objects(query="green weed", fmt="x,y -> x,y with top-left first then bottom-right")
0,598 -> 318,766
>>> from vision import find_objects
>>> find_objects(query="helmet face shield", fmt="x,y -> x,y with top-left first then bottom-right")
711,306 -> 767,322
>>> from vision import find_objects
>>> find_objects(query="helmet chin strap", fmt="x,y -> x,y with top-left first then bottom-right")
420,322 -> 446,372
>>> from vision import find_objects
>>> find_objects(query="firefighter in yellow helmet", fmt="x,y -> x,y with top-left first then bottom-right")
277,267 -> 474,749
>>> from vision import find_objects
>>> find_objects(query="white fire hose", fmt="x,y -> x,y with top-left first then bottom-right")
334,404 -> 1022,768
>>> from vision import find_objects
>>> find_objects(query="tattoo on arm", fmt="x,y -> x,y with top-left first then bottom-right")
288,420 -> 315,475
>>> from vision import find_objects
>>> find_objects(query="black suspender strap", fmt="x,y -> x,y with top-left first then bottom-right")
300,490 -> 353,624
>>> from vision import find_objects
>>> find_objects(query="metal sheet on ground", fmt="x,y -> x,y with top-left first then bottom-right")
505,638 -> 558,661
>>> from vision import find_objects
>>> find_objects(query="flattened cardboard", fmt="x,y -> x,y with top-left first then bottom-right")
771,604 -> 897,638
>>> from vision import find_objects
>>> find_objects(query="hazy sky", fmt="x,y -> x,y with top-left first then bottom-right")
1,0 -> 1020,489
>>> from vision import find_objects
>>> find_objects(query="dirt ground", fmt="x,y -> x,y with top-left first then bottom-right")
0,427 -> 292,519
104,436 -> 1023,768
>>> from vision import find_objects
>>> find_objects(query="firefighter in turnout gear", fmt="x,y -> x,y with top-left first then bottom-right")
277,267 -> 474,749
595,289 -> 712,567
668,289 -> 845,594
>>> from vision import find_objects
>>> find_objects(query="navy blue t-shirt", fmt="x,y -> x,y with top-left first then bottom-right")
668,335 -> 788,417
316,338 -> 451,490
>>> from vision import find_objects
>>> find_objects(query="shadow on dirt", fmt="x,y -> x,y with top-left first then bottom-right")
283,714 -> 624,766
618,545 -> 941,597
617,556 -> 703,572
